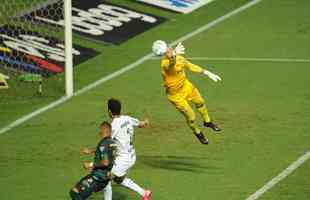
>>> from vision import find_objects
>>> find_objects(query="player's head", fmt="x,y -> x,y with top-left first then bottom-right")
107,98 -> 121,118
165,47 -> 174,59
99,121 -> 112,138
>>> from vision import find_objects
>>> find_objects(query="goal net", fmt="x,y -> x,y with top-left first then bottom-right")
0,0 -> 73,98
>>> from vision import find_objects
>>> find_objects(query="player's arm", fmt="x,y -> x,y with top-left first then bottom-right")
138,119 -> 149,128
161,58 -> 175,71
185,60 -> 204,73
80,147 -> 96,155
83,159 -> 110,171
83,145 -> 111,171
130,117 -> 149,128
185,59 -> 222,82
94,159 -> 110,168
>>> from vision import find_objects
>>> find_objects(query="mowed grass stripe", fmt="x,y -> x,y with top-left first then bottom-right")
0,0 -> 262,135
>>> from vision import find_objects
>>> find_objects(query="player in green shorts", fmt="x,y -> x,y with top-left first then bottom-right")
69,121 -> 117,200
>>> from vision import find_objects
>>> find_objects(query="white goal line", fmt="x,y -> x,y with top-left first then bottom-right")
150,56 -> 310,63
0,0 -> 263,135
245,150 -> 310,200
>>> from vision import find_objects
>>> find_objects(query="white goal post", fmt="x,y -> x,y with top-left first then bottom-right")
64,0 -> 73,97
0,0 -> 74,97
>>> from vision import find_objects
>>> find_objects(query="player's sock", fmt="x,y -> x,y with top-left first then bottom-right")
179,104 -> 201,134
185,111 -> 201,133
121,177 -> 145,196
197,104 -> 211,123
187,119 -> 201,134
103,181 -> 112,200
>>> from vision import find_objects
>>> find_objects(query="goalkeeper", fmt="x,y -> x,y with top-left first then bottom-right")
152,40 -> 222,144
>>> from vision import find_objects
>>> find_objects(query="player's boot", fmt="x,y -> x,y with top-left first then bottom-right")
204,121 -> 221,132
142,190 -> 152,200
195,132 -> 209,144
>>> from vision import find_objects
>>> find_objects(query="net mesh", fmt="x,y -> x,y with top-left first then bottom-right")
0,0 -> 65,96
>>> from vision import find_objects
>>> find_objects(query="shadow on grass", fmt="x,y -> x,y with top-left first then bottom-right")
89,186 -> 129,200
109,191 -> 129,200
139,155 -> 218,173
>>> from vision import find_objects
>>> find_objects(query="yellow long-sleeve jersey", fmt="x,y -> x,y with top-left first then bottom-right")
161,55 -> 203,92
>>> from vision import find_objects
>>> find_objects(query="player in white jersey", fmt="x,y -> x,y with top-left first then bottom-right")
102,98 -> 152,200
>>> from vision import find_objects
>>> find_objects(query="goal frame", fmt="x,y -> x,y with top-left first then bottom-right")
64,0 -> 73,97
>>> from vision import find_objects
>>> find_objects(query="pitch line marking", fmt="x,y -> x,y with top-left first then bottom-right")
150,57 -> 310,63
0,0 -> 262,135
245,150 -> 310,200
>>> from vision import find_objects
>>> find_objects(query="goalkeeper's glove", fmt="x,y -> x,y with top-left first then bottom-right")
174,43 -> 185,55
170,43 -> 185,63
202,70 -> 222,82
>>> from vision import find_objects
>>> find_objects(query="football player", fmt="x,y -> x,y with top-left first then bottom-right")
81,98 -> 152,200
152,40 -> 222,144
69,121 -> 116,200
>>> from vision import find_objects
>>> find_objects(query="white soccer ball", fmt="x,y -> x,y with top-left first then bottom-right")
152,40 -> 168,56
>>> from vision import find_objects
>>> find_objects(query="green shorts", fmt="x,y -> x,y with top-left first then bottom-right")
70,174 -> 108,200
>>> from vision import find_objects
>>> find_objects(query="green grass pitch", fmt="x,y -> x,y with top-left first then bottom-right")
0,0 -> 310,200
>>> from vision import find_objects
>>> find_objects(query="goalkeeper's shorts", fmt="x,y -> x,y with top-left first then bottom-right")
167,80 -> 205,111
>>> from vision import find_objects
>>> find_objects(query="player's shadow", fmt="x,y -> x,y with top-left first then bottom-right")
140,155 -> 217,173
90,187 -> 129,200
111,191 -> 129,200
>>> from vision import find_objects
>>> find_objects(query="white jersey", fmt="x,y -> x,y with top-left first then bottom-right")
111,115 -> 140,158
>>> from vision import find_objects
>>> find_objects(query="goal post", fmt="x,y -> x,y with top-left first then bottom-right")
64,0 -> 73,97
0,0 -> 74,97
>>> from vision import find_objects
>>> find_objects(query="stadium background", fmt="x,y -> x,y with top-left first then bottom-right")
0,0 -> 309,200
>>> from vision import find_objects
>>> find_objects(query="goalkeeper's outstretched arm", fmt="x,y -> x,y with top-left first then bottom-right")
185,59 -> 222,82
185,60 -> 204,73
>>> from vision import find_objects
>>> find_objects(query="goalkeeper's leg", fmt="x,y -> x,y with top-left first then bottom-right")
190,88 -> 221,132
171,99 -> 209,144
182,104 -> 200,134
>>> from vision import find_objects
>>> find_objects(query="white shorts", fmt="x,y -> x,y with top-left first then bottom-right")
111,154 -> 136,177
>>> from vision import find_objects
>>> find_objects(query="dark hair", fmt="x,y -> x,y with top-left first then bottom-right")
100,121 -> 111,130
108,98 -> 121,115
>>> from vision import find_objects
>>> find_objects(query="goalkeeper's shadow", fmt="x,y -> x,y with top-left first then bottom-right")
139,155 -> 219,174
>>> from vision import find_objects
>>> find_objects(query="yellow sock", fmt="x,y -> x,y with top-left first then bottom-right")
187,119 -> 201,134
174,100 -> 202,134
197,104 -> 211,123
182,105 -> 201,134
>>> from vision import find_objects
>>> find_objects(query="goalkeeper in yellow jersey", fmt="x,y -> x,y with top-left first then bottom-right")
152,40 -> 221,145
